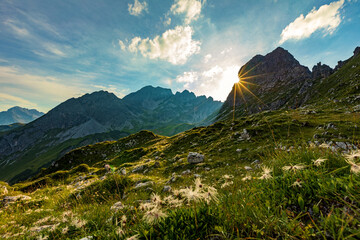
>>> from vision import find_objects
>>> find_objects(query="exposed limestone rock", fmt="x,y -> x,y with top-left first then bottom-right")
187,152 -> 205,164
312,62 -> 334,79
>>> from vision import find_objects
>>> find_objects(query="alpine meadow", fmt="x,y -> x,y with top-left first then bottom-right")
0,0 -> 360,239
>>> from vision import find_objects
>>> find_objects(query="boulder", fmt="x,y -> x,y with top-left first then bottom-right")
110,201 -> 125,212
187,152 -> 205,164
134,181 -> 154,189
163,186 -> 172,192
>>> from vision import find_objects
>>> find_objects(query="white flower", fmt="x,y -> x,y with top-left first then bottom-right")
127,235 -> 140,240
345,159 -> 360,175
163,195 -> 183,208
242,175 -> 252,181
291,180 -> 303,188
319,143 -> 330,149
259,166 -> 272,180
313,158 -> 327,166
344,150 -> 360,161
221,181 -> 233,188
143,207 -> 168,224
282,164 -> 306,172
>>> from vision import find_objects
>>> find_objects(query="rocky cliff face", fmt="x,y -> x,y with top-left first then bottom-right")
312,62 -> 334,80
218,46 -> 360,121
218,47 -> 312,117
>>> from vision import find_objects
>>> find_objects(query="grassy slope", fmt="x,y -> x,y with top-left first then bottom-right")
0,105 -> 359,239
0,52 -> 359,239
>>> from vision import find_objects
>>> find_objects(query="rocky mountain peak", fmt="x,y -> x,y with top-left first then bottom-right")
312,62 -> 334,80
220,47 -> 312,118
354,46 -> 360,57
0,107 -> 44,125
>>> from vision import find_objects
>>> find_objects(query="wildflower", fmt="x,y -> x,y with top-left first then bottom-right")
309,142 -> 316,148
319,143 -> 330,149
116,227 -> 125,237
313,158 -> 327,166
139,202 -> 156,211
61,227 -> 68,234
71,218 -> 87,228
150,193 -> 163,207
344,150 -> 360,161
127,234 -> 140,240
242,175 -> 252,181
221,181 -> 233,188
163,195 -> 183,208
120,215 -> 127,227
142,207 -> 168,224
282,164 -> 306,172
203,186 -> 218,204
291,180 -> 303,188
178,187 -> 203,203
259,166 -> 272,180
345,159 -> 360,175
222,175 -> 234,180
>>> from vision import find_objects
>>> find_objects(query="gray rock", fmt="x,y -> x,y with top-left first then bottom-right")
110,201 -> 125,212
119,168 -> 126,175
163,185 -> 172,192
239,129 -> 251,141
182,169 -> 191,175
251,160 -> 260,165
236,149 -> 242,153
244,166 -> 253,171
134,181 -> 154,189
132,165 -> 146,173
336,142 -> 347,150
194,174 -> 201,178
187,152 -> 205,164
166,176 -> 177,184
205,167 -> 210,171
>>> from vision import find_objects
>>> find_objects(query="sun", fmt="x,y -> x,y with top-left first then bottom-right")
231,63 -> 267,121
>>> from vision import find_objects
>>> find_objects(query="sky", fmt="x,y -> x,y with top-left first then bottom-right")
0,0 -> 359,112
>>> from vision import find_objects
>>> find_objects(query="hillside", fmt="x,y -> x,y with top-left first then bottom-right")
0,46 -> 359,239
0,86 -> 221,184
0,107 -> 44,125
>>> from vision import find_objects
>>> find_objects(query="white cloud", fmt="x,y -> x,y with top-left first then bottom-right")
171,0 -> 203,24
128,0 -> 148,16
118,40 -> 126,51
279,0 -> 345,44
0,93 -> 37,110
0,66 -> 87,112
127,26 -> 201,65
203,54 -> 212,63
3,19 -> 30,36
175,64 -> 240,101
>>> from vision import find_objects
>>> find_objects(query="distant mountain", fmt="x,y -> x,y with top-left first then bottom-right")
0,106 -> 44,125
217,46 -> 360,120
0,86 -> 222,183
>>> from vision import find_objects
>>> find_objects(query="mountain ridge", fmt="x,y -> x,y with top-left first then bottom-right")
0,86 -> 222,183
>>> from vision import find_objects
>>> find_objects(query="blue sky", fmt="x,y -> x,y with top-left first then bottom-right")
0,0 -> 359,112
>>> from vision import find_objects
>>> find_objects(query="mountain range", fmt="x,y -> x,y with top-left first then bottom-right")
1,46 -> 359,184
0,107 -> 44,126
0,46 -> 360,239
0,87 -> 221,183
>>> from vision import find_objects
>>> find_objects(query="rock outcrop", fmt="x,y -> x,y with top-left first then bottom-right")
312,62 -> 334,79
219,47 -> 312,117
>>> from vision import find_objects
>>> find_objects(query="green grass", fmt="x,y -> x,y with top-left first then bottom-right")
0,104 -> 359,239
